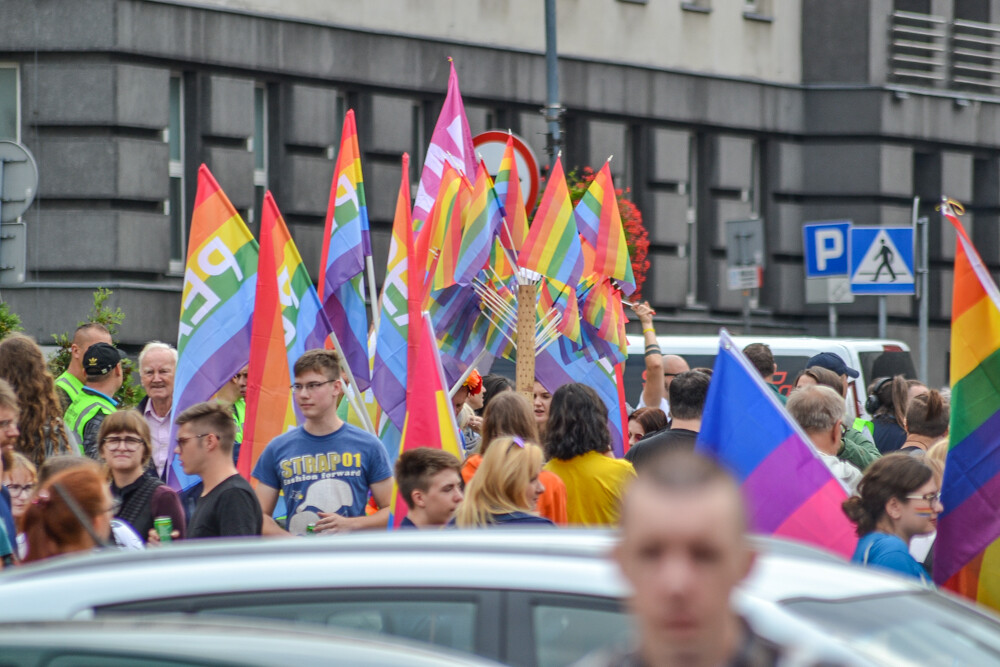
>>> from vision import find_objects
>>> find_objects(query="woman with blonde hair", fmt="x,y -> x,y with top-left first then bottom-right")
3,451 -> 36,558
462,391 -> 567,524
0,333 -> 73,466
453,436 -> 553,527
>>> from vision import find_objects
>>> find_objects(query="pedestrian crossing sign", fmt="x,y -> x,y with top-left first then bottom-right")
849,227 -> 915,295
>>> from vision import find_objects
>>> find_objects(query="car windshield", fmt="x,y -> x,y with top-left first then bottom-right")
783,592 -> 1000,665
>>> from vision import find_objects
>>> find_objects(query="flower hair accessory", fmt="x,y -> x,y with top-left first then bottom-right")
512,436 -> 525,448
463,369 -> 483,395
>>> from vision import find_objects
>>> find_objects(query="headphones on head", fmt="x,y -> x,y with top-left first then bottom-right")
865,377 -> 892,415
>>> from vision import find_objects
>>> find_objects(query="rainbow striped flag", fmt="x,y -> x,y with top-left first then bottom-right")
168,165 -> 258,490
518,156 -> 584,292
319,109 -> 370,392
696,329 -> 858,558
413,60 -> 477,227
493,134 -> 529,254
390,311 -> 463,528
574,162 -> 636,295
454,161 -> 503,287
934,200 -> 1000,609
240,192 -> 332,478
372,155 -> 412,430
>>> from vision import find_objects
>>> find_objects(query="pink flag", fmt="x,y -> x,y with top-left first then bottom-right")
412,59 -> 477,228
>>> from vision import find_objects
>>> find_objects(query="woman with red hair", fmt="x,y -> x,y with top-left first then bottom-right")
21,462 -> 113,562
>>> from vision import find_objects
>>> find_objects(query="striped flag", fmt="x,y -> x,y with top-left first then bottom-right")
390,312 -> 463,528
696,329 -> 858,558
319,109 -> 371,392
412,60 -> 477,227
934,199 -> 1000,610
168,165 -> 258,490
454,161 -> 504,287
372,155 -> 412,430
240,192 -> 332,478
493,134 -> 529,254
574,162 -> 636,295
518,156 -> 584,293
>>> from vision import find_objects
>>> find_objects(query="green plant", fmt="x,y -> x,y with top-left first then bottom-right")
48,288 -> 145,408
0,302 -> 22,340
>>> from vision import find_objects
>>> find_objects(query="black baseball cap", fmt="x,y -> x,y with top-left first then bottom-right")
83,342 -> 127,377
806,352 -> 859,379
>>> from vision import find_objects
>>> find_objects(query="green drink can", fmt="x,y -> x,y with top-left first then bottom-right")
306,523 -> 316,535
154,516 -> 173,543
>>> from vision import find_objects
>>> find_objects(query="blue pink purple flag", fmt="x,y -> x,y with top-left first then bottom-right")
696,329 -> 858,558
168,165 -> 258,490
412,59 -> 477,227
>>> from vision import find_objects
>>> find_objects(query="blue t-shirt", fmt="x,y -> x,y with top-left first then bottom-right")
0,488 -> 15,557
852,532 -> 931,585
252,423 -> 392,535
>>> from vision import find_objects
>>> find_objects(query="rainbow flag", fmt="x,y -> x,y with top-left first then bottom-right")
934,199 -> 1000,609
371,155 -> 412,430
574,162 -> 636,295
240,192 -> 332,478
493,134 -> 529,253
454,161 -> 503,287
518,156 -> 584,292
390,311 -> 463,528
319,109 -> 370,391
168,165 -> 258,490
696,329 -> 858,558
413,60 -> 477,227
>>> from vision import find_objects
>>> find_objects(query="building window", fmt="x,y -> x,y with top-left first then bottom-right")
0,65 -> 19,141
251,84 -> 268,227
168,74 -> 185,270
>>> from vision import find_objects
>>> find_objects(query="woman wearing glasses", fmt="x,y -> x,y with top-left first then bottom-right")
453,436 -> 553,527
98,410 -> 185,543
843,453 -> 942,584
3,452 -> 36,558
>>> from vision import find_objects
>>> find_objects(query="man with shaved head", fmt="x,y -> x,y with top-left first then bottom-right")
593,451 -> 781,666
55,323 -> 113,412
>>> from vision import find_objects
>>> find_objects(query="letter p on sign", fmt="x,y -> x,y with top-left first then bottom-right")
816,229 -> 842,271
803,221 -> 851,278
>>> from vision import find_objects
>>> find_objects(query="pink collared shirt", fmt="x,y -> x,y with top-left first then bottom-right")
144,399 -> 172,478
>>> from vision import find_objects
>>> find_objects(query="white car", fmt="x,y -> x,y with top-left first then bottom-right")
0,531 -> 997,666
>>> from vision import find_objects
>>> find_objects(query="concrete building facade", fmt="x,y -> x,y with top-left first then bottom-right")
1,0 -> 997,387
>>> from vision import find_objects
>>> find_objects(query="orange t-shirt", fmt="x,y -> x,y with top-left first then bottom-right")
461,454 -> 568,525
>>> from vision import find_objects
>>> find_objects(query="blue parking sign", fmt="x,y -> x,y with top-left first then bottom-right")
803,221 -> 851,278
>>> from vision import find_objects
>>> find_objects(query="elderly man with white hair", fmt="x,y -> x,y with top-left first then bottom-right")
786,385 -> 863,495
136,341 -> 177,480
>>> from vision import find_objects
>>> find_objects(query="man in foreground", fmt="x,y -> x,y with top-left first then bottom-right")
394,447 -> 463,528
601,450 -> 781,666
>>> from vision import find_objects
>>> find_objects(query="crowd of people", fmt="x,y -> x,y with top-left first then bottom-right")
0,309 -> 947,604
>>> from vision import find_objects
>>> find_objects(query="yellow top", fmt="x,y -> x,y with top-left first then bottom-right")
544,451 -> 636,526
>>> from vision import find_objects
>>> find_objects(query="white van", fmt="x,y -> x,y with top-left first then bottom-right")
624,334 -> 916,422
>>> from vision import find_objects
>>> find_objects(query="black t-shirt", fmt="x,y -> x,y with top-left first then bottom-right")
625,428 -> 699,473
187,474 -> 262,539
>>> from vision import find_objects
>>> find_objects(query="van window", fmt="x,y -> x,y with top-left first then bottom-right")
860,351 -> 917,386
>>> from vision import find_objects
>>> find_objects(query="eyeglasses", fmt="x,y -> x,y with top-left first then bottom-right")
176,433 -> 210,448
291,380 -> 335,393
4,483 -> 34,497
906,491 -> 942,505
102,435 -> 144,450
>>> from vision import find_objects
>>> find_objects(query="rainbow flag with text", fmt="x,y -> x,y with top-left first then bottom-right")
168,165 -> 258,490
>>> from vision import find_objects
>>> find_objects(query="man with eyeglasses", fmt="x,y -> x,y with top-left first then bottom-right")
170,401 -> 261,539
252,349 -> 393,536
136,341 -> 177,480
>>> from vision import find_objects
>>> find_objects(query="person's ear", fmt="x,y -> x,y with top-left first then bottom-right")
886,497 -> 903,521
412,488 -> 425,509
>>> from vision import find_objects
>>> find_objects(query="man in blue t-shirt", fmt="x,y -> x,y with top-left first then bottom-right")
253,349 -> 393,536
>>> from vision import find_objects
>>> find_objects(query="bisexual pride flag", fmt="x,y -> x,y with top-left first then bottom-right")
696,329 -> 857,558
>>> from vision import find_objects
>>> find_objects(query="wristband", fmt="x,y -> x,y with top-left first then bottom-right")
644,346 -> 662,358
642,327 -> 655,335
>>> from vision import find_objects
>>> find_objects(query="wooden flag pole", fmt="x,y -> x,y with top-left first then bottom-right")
516,282 -> 537,397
